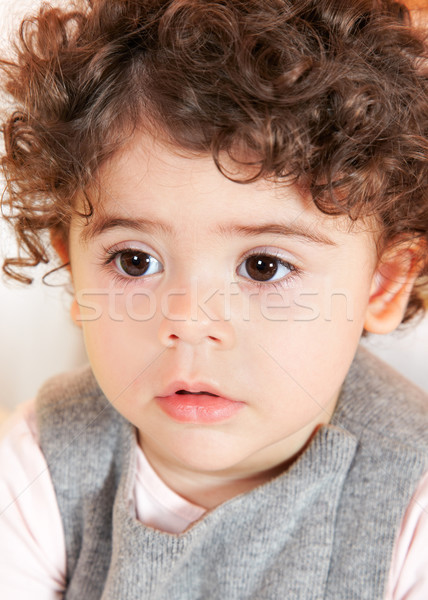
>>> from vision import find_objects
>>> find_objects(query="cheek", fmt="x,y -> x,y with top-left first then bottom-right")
241,289 -> 366,409
80,297 -> 160,395
237,269 -> 372,330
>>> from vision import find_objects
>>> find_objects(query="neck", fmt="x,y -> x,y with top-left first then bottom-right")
138,431 -> 318,510
148,452 -> 288,510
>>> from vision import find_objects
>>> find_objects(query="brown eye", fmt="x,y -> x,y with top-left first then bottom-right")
239,254 -> 293,283
115,250 -> 162,278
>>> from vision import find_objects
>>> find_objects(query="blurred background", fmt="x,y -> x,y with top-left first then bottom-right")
0,0 -> 89,423
0,0 -> 427,422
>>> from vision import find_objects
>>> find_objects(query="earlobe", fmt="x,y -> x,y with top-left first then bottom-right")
50,231 -> 82,328
70,297 -> 83,329
364,241 -> 424,334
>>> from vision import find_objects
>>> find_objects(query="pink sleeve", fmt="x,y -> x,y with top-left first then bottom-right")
385,468 -> 428,600
0,400 -> 66,600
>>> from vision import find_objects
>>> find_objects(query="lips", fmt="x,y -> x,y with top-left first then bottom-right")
156,380 -> 245,423
175,390 -> 217,396
159,380 -> 227,399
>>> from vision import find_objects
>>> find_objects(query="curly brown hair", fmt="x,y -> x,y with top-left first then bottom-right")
1,0 -> 427,322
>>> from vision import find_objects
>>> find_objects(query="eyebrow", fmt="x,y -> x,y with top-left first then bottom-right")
216,222 -> 337,246
81,216 -> 174,244
80,214 -> 337,246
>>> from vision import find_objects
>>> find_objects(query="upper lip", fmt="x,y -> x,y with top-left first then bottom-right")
158,380 -> 238,402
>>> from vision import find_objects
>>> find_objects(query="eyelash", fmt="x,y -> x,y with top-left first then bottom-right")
240,249 -> 299,291
99,245 -> 300,290
100,247 -> 153,290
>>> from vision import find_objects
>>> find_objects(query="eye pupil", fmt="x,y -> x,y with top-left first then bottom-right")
246,255 -> 278,281
119,251 -> 150,277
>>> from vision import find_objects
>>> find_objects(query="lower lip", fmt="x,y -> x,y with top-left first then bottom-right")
156,394 -> 245,423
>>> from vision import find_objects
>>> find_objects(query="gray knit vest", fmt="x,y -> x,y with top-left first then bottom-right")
35,346 -> 428,600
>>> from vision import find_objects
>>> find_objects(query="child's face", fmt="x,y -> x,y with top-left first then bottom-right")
68,132 -> 378,482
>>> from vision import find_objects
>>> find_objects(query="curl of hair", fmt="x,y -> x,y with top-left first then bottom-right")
1,0 -> 427,322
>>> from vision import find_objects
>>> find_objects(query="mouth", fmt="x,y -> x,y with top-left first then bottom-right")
175,390 -> 218,396
156,384 -> 245,424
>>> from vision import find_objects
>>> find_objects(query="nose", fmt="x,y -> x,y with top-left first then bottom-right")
157,278 -> 236,350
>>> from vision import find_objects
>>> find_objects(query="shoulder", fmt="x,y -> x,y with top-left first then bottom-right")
32,367 -> 135,584
326,348 -> 428,597
0,399 -> 67,594
336,345 -> 428,452
36,363 -> 107,418
35,363 -> 126,446
387,468 -> 428,599
34,364 -> 132,500
0,399 -> 43,471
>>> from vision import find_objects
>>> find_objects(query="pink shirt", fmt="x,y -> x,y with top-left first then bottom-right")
0,400 -> 427,599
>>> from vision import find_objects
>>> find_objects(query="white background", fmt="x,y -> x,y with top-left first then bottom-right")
0,0 -> 427,420
0,0 -> 88,420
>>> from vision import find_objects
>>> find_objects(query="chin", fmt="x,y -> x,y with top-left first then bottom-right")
167,435 -> 249,474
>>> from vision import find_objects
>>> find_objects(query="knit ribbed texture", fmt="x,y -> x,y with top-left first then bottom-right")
36,346 -> 428,599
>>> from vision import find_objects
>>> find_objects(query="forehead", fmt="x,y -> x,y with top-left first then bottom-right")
76,131 -> 378,250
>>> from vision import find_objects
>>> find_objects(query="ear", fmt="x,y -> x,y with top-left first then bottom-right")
70,298 -> 83,329
364,238 -> 425,334
50,230 -> 71,269
50,231 -> 83,329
